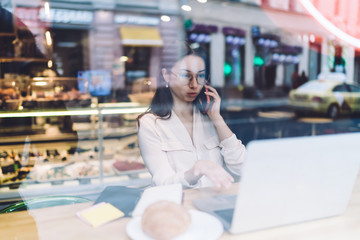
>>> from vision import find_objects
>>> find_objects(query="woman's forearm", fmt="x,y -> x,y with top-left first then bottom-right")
211,115 -> 233,142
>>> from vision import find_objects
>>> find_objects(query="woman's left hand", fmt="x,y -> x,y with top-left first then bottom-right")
204,85 -> 222,121
204,86 -> 235,142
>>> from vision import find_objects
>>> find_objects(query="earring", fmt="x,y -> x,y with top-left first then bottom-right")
165,83 -> 169,88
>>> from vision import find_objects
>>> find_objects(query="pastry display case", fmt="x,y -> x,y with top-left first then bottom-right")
0,102 -> 151,204
0,2 -> 162,207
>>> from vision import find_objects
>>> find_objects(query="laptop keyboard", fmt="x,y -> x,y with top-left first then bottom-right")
214,208 -> 235,225
192,194 -> 237,229
214,195 -> 237,204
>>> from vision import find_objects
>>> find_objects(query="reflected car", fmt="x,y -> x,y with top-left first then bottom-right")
288,79 -> 360,118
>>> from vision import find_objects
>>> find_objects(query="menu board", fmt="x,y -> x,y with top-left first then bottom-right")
77,70 -> 111,96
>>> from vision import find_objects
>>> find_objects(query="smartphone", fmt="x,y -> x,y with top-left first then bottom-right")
196,85 -> 214,114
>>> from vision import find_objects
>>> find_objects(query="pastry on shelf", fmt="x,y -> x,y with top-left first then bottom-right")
0,157 -> 18,184
33,162 -> 77,181
75,161 -> 99,177
17,166 -> 32,180
73,160 -> 114,178
67,147 -> 91,155
112,159 -> 145,173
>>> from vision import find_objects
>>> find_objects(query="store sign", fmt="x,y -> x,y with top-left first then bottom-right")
114,15 -> 159,26
251,26 -> 260,37
39,8 -> 93,25
78,70 -> 111,96
189,33 -> 211,43
271,44 -> 302,64
255,38 -> 279,48
225,35 -> 246,46
272,53 -> 299,64
126,70 -> 147,78
15,7 -> 44,28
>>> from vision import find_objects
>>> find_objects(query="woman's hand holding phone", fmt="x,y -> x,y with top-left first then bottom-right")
204,85 -> 235,142
197,85 -> 233,141
197,85 -> 213,114
203,85 -> 222,121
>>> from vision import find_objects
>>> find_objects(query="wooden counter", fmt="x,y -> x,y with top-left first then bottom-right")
1,172 -> 360,240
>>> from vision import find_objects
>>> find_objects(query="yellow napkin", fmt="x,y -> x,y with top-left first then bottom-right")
77,202 -> 124,228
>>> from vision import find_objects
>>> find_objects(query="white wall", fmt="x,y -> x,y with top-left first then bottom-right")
275,65 -> 284,86
210,33 -> 225,87
244,30 -> 254,87
299,39 -> 309,75
346,46 -> 355,82
321,38 -> 329,74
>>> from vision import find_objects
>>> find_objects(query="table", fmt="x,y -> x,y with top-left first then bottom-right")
1,172 -> 360,240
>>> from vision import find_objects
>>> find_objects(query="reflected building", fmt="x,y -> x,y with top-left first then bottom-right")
184,0 -> 359,98
1,0 -> 360,220
3,0 -> 359,100
2,0 -> 182,103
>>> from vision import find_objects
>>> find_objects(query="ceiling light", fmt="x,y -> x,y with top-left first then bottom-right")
44,2 -> 50,17
310,34 -> 315,43
181,5 -> 192,11
45,31 -> 52,46
160,15 -> 171,22
120,56 -> 128,62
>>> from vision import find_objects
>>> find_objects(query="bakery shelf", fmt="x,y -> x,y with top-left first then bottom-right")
0,105 -> 147,118
0,57 -> 48,63
0,168 -> 149,189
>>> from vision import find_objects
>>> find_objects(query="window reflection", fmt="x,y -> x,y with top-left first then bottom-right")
1,0 -> 360,222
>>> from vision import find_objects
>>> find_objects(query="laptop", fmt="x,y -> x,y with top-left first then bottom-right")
193,132 -> 360,234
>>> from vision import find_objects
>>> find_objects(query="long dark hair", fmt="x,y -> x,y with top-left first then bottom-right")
137,41 -> 208,125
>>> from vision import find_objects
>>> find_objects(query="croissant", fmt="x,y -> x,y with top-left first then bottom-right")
141,201 -> 191,240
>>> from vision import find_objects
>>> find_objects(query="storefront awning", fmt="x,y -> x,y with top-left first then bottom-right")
119,26 -> 163,47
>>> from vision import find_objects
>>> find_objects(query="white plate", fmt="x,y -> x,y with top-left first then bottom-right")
126,210 -> 224,240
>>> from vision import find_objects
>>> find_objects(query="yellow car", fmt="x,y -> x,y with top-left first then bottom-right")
288,79 -> 360,118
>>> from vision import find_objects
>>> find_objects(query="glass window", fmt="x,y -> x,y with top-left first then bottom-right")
123,46 -> 151,85
333,84 -> 349,92
298,81 -> 333,92
349,84 -> 360,93
2,3 -> 360,234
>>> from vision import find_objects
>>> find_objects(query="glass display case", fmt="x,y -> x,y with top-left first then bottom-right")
0,0 -> 160,204
0,102 -> 151,205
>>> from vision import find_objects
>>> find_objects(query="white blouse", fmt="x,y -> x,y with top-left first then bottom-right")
138,107 -> 247,188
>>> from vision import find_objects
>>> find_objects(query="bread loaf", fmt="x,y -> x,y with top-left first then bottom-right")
141,201 -> 191,240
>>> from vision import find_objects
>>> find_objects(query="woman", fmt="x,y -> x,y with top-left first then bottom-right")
137,43 -> 246,188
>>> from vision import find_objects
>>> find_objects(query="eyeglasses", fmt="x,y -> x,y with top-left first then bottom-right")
171,71 -> 208,86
